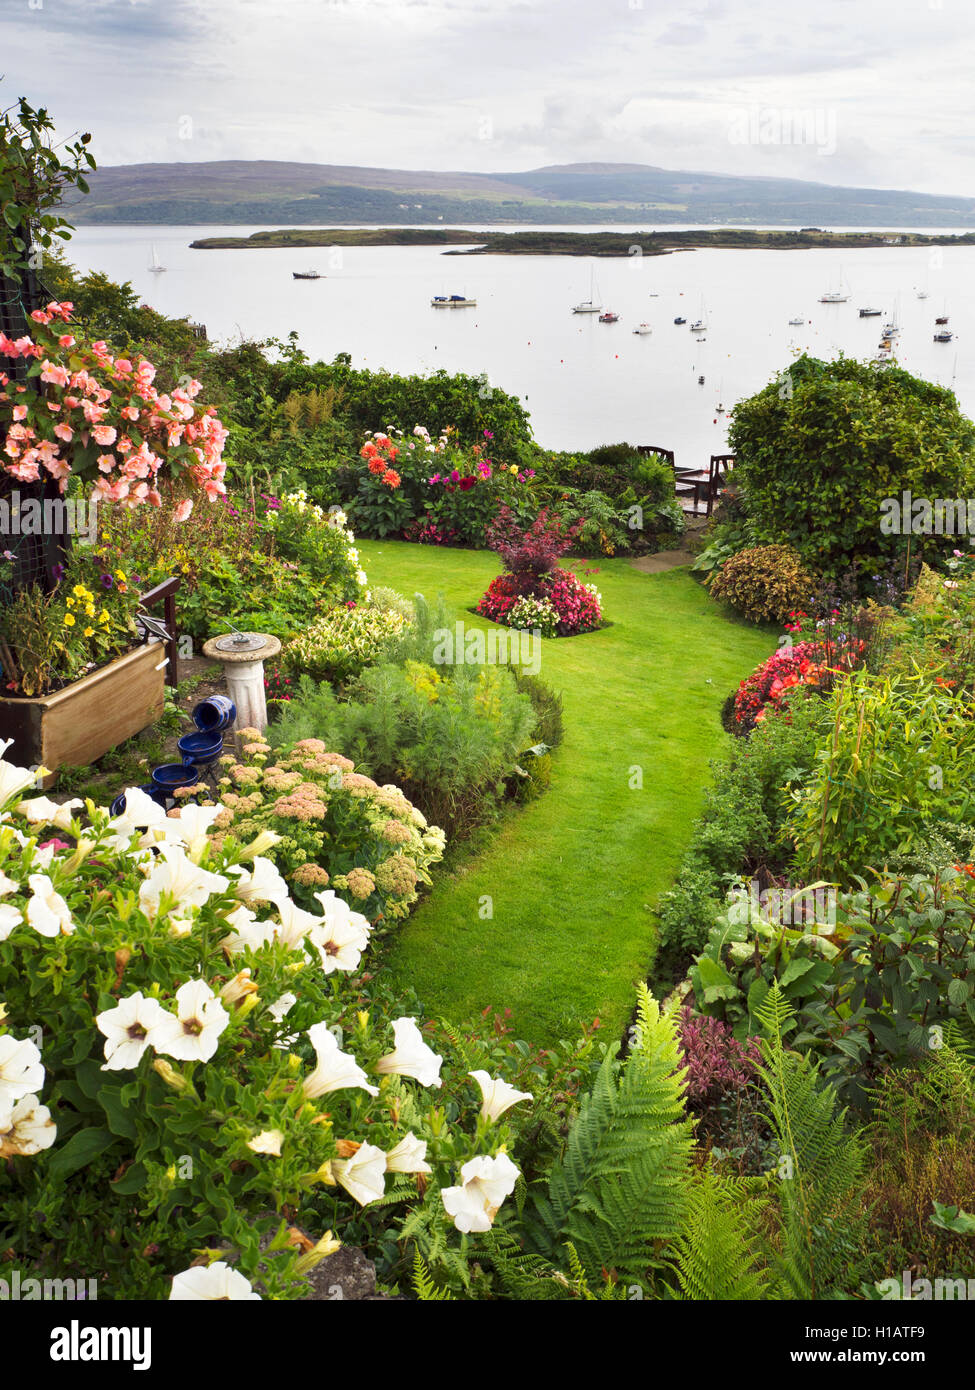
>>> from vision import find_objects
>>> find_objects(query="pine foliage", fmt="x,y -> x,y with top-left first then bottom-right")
527,986 -> 694,1283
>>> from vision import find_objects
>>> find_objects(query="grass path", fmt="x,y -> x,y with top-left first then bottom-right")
357,540 -> 774,1045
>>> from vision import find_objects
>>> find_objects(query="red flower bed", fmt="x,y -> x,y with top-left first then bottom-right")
476,571 -> 531,624
734,637 -> 866,731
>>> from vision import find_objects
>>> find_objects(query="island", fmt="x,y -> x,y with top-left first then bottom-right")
189,227 -> 975,256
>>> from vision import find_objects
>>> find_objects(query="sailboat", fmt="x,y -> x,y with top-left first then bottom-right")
572,266 -> 601,314
690,296 -> 707,332
148,244 -> 166,274
819,270 -> 849,303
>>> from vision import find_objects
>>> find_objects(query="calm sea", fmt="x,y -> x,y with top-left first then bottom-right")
66,224 -> 974,466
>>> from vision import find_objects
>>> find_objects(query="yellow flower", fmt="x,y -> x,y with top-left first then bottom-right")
182,564 -> 190,574
509,465 -> 518,475
64,613 -> 75,627
83,626 -> 94,637
66,595 -> 74,608
115,569 -> 127,582
98,610 -> 110,625
72,584 -> 87,598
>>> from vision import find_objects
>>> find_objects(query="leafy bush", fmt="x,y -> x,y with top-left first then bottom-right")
267,660 -> 538,838
656,694 -> 825,968
689,870 -> 975,1110
788,667 -> 975,883
708,544 -> 815,624
728,354 -> 975,578
105,490 -> 366,642
280,600 -> 411,687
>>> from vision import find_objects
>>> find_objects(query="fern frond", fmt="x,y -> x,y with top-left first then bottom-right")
527,985 -> 694,1283
412,1251 -> 456,1301
757,982 -> 866,1299
671,1168 -> 771,1300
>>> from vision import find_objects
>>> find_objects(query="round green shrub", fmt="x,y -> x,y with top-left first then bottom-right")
708,544 -> 815,624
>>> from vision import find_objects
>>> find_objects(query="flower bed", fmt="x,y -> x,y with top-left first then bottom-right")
476,507 -> 603,637
0,736 -> 549,1298
732,634 -> 866,732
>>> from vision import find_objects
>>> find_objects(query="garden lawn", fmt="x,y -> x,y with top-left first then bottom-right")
358,540 -> 775,1046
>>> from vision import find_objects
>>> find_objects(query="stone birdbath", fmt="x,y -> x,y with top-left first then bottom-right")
202,628 -> 281,734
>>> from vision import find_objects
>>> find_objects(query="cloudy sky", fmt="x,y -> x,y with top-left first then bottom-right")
3,0 -> 973,193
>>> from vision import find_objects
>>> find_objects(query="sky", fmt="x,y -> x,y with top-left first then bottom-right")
3,0 -> 973,194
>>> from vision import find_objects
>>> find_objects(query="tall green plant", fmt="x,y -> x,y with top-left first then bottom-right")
526,988 -> 695,1285
756,985 -> 867,1298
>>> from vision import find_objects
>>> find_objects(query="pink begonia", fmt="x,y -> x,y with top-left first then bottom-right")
0,307 -> 227,507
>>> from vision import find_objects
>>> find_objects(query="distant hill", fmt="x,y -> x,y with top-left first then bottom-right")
66,160 -> 975,228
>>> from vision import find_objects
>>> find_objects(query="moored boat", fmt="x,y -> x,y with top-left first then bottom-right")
598,311 -> 619,323
293,269 -> 321,280
432,294 -> 476,306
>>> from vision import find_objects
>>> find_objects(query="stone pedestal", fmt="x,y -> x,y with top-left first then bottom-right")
202,633 -> 281,734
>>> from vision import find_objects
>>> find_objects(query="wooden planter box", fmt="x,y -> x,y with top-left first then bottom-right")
0,641 -> 167,789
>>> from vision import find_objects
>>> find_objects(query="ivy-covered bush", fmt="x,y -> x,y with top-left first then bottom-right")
708,544 -> 815,624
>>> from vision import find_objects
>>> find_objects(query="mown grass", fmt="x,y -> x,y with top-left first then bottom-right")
357,540 -> 775,1046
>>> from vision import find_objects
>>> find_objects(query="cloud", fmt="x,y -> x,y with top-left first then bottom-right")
0,0 -> 970,196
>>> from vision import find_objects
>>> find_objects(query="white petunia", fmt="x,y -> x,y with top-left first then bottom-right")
228,857 -> 290,910
0,1035 -> 45,1110
0,1093 -> 57,1155
150,980 -> 230,1063
221,904 -> 276,954
307,892 -> 371,975
469,1070 -> 534,1123
95,991 -> 172,1071
375,1017 -> 442,1088
246,1129 -> 284,1157
18,796 -> 84,831
141,802 -> 223,858
26,874 -> 74,937
332,1142 -> 387,1206
273,896 -> 322,951
170,1261 -> 261,1300
106,787 -> 167,845
302,1022 -> 378,1099
0,903 -> 22,940
138,844 -> 229,916
0,754 -> 42,811
385,1132 -> 432,1174
0,869 -> 19,897
441,1152 -> 520,1234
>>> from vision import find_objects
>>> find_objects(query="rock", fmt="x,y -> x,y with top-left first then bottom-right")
303,1245 -> 397,1301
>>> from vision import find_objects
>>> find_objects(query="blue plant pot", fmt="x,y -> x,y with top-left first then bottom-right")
192,695 -> 236,733
177,730 -> 224,765
150,763 -> 200,793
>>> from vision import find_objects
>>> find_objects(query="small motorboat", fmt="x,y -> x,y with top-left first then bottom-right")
598,311 -> 619,323
698,375 -> 705,385
788,316 -> 805,325
917,290 -> 929,299
934,329 -> 953,342
432,294 -> 476,307
674,316 -> 686,325
859,307 -> 882,317
690,319 -> 706,332
716,403 -> 725,413
632,322 -> 652,335
935,315 -> 949,325
293,269 -> 321,280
